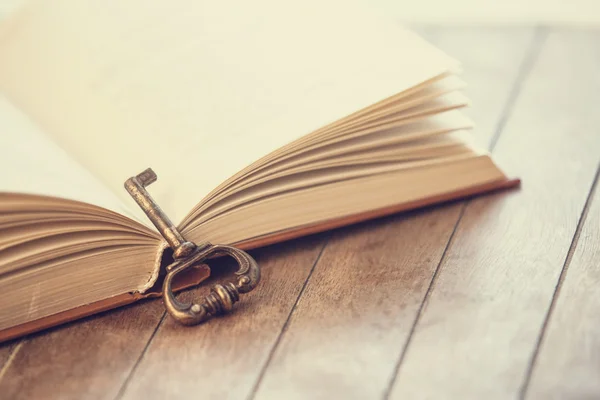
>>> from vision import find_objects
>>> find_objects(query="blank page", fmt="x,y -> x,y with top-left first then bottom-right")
0,0 -> 458,223
0,95 -> 146,223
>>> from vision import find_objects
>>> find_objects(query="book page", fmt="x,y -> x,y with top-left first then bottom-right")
0,0 -> 458,223
0,95 -> 146,223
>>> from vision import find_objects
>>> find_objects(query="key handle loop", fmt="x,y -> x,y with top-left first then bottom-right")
163,243 -> 261,325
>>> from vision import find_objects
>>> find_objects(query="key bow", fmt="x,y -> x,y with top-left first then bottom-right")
124,168 -> 261,325
163,242 -> 260,325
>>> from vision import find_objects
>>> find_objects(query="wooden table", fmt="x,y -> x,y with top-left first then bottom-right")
1,27 -> 599,400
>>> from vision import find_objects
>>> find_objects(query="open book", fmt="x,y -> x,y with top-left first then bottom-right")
0,0 -> 516,341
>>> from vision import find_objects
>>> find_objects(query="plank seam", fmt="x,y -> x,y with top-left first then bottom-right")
519,161 -> 600,399
247,235 -> 331,400
0,340 -> 24,385
113,310 -> 168,400
488,26 -> 549,152
382,202 -> 467,400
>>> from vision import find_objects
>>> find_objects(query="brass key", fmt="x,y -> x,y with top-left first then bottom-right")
125,168 -> 261,325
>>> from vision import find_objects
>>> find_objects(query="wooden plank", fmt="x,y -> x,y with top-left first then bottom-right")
117,236 -> 326,399
0,298 -> 165,400
524,172 -> 600,400
250,28 -> 536,400
388,29 -> 600,400
253,207 -> 463,400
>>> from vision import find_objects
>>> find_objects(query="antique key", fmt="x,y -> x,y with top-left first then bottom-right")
124,168 -> 261,325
